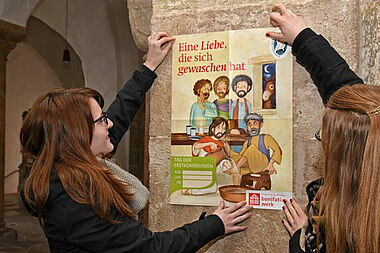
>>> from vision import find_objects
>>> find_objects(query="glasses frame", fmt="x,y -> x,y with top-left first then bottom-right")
94,112 -> 109,125
315,128 -> 322,142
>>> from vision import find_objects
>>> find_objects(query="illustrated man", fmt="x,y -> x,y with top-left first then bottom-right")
212,76 -> 231,121
231,113 -> 282,190
230,75 -> 253,131
189,79 -> 218,131
182,117 -> 239,195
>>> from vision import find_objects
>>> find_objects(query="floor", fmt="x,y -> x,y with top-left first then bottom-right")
0,193 -> 49,253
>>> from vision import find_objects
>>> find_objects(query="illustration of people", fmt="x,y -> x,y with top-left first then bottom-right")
230,75 -> 253,131
182,117 -> 240,195
212,76 -> 231,121
231,113 -> 282,190
229,75 -> 253,153
189,79 -> 218,132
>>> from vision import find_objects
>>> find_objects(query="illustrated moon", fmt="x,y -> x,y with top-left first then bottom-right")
264,65 -> 270,73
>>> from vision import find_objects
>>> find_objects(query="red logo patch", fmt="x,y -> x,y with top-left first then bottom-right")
249,193 -> 260,206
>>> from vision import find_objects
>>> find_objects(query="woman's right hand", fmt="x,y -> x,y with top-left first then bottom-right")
213,200 -> 252,235
266,3 -> 307,46
144,32 -> 175,71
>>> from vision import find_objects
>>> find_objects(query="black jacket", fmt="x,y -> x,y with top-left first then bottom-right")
289,29 -> 363,253
21,65 -> 225,253
292,28 -> 363,105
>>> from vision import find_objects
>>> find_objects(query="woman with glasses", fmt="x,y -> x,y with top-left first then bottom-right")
19,32 -> 252,253
267,4 -> 380,253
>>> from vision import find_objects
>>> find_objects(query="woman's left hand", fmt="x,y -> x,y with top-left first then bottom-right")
282,199 -> 309,236
144,32 -> 175,71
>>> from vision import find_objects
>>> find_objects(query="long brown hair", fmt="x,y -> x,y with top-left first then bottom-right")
319,84 -> 380,253
20,88 -> 134,225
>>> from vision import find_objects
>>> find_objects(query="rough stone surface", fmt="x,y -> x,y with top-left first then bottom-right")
358,0 -> 380,84
130,0 -> 379,252
127,0 -> 153,52
149,56 -> 173,137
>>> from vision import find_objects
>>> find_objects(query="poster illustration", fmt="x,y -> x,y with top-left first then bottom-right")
170,28 -> 293,209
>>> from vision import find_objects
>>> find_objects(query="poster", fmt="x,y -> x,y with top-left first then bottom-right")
170,28 -> 292,209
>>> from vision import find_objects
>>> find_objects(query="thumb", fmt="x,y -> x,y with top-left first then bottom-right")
266,31 -> 284,41
217,200 -> 225,210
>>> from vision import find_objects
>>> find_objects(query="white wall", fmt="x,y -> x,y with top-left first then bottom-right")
5,42 -> 63,193
0,0 -> 39,26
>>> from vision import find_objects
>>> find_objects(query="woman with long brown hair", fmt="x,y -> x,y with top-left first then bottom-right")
267,4 -> 380,253
20,32 -> 253,252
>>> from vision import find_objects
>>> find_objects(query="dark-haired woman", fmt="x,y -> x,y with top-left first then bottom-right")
267,4 -> 380,253
20,32 -> 252,253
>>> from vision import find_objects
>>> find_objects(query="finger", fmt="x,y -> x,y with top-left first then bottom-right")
290,199 -> 304,216
283,206 -> 294,224
228,225 -> 248,234
163,40 -> 175,53
230,204 -> 252,218
282,219 -> 293,234
266,31 -> 284,41
157,36 -> 174,46
155,32 -> 169,39
217,200 -> 225,211
232,212 -> 252,224
269,12 -> 283,25
270,19 -> 279,28
226,200 -> 247,213
157,36 -> 175,48
285,199 -> 298,218
271,3 -> 288,15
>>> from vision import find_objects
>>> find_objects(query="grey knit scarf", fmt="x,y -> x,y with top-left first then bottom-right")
98,158 -> 149,214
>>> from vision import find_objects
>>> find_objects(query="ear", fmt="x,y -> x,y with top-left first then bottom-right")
260,122 -> 263,128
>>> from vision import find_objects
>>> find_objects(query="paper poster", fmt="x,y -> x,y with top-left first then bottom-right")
170,28 -> 292,209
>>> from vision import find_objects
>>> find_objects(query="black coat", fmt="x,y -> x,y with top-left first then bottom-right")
289,29 -> 363,253
21,65 -> 225,253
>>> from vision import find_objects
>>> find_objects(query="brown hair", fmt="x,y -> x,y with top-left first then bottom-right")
213,76 -> 230,95
193,79 -> 212,96
209,117 -> 228,137
20,88 -> 134,225
318,84 -> 380,253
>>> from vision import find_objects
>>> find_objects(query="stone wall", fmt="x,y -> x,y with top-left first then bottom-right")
358,0 -> 380,84
130,0 -> 380,252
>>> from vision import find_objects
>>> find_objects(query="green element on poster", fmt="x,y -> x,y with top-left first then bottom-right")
170,156 -> 216,194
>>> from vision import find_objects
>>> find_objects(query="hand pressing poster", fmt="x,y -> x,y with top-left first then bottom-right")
170,28 -> 293,209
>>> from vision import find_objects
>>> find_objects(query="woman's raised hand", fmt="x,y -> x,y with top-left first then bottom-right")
266,3 -> 307,46
143,32 -> 175,71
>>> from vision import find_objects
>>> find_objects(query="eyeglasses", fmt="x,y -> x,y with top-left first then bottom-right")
94,112 -> 109,125
315,129 -> 322,142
